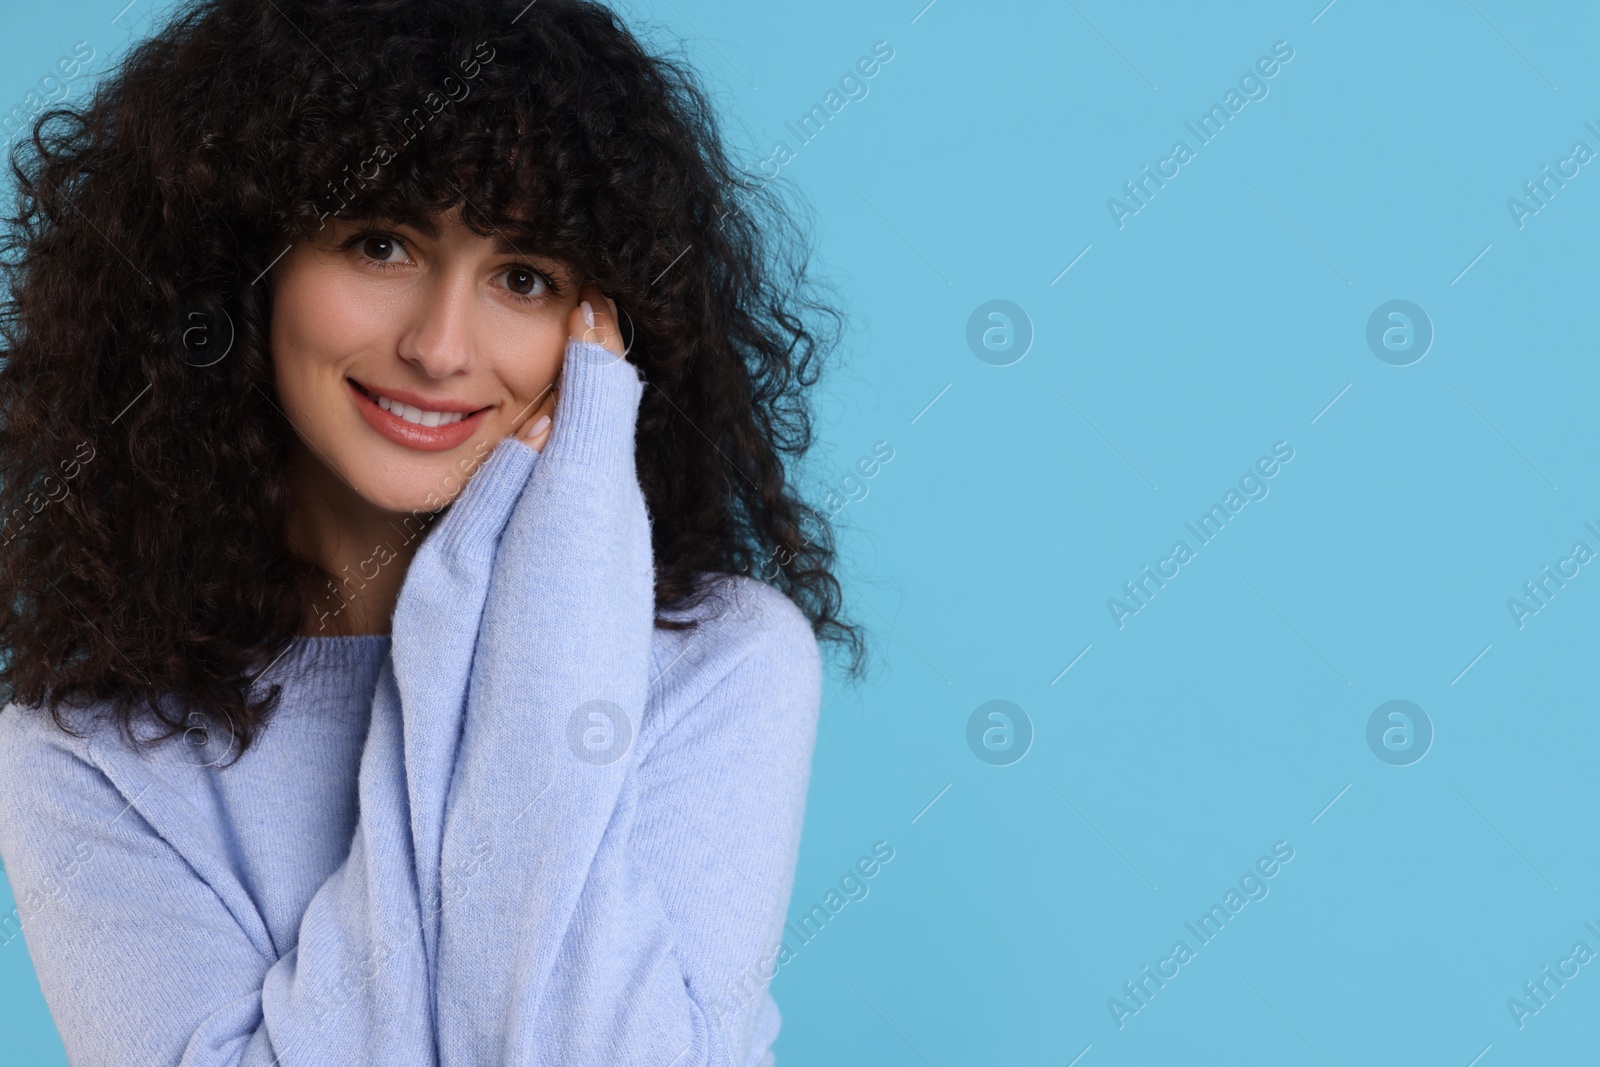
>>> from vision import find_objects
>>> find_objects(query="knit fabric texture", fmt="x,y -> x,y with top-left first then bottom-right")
0,338 -> 823,1066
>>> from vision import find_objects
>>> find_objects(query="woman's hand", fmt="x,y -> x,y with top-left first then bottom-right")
510,284 -> 628,452
571,284 -> 627,359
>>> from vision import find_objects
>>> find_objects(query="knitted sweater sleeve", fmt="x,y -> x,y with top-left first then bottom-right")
0,406 -> 542,1067
430,340 -> 822,1066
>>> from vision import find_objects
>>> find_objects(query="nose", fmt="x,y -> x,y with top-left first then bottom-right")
396,268 -> 475,378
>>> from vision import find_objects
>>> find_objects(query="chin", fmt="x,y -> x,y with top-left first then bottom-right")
352,463 -> 467,521
343,441 -> 494,518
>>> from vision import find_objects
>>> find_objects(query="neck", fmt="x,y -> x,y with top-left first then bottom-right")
283,437 -> 431,637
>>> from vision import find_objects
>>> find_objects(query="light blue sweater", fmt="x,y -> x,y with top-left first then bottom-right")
0,339 -> 823,1066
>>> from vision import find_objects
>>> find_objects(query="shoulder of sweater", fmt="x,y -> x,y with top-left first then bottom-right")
653,570 -> 820,674
643,571 -> 822,743
0,702 -> 119,848
0,701 -> 100,774
0,697 -> 208,803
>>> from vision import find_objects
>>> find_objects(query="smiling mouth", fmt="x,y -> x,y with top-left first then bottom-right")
348,380 -> 490,427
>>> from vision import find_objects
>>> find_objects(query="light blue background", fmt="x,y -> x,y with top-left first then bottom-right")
3,1 -> 1597,1063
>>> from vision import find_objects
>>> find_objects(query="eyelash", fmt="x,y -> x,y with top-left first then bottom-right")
339,230 -> 564,305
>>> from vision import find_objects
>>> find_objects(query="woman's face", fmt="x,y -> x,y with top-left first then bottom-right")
269,206 -> 580,515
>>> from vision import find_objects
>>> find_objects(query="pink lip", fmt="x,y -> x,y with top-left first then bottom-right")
348,378 -> 491,453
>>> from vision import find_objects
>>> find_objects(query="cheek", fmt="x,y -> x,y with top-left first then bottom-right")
486,319 -> 570,411
271,258 -> 395,386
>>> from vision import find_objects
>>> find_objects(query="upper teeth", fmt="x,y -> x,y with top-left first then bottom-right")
373,392 -> 468,427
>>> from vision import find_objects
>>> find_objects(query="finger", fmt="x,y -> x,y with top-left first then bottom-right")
605,295 -> 625,354
506,377 -> 554,438
568,284 -> 626,357
520,382 -> 559,452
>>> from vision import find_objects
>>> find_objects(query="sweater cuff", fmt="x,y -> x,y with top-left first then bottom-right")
427,436 -> 539,559
540,338 -> 646,472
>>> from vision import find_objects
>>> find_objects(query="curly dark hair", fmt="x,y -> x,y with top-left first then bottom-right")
0,0 -> 866,763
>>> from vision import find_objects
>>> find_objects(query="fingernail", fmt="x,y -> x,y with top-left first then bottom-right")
527,414 -> 550,438
581,300 -> 595,328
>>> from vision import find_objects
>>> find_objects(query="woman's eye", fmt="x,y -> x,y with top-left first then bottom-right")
358,235 -> 405,262
502,267 -> 548,297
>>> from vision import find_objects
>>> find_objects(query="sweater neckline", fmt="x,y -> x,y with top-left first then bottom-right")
271,632 -> 392,673
252,633 -> 394,715
291,633 -> 392,643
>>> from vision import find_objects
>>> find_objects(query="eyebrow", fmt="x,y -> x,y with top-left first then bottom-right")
376,212 -> 552,258
488,231 -> 546,257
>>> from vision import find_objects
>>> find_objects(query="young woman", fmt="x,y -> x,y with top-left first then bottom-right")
0,0 -> 864,1063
